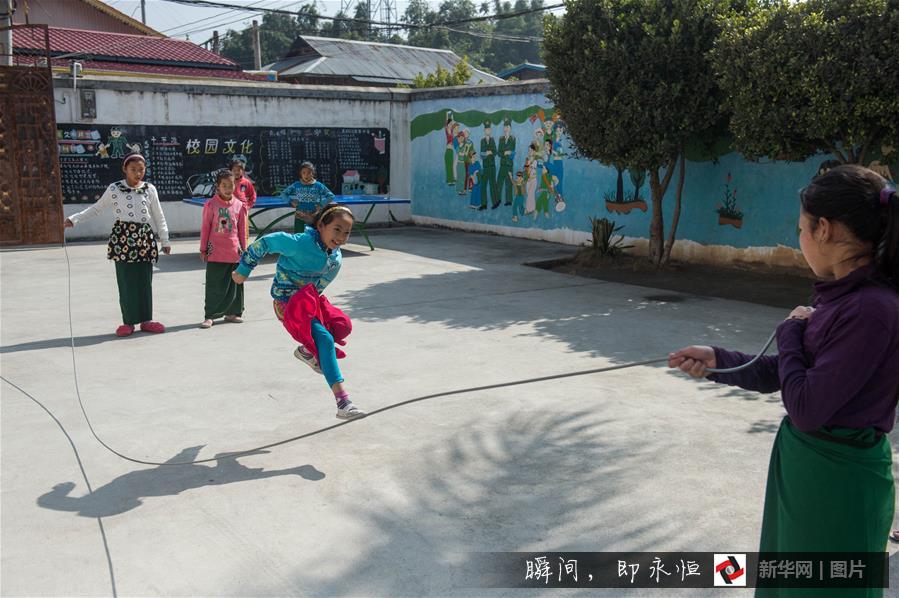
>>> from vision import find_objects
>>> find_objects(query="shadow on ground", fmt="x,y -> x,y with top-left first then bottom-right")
257,412 -> 693,595
36,447 -> 324,518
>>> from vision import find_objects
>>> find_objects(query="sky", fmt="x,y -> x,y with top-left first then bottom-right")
101,0 -> 423,46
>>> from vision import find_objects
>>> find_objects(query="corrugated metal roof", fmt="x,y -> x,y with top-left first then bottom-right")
497,62 -> 546,79
265,36 -> 503,86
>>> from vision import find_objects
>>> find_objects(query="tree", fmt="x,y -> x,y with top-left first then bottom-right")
480,0 -> 545,73
410,57 -> 474,87
543,0 -> 730,266
713,0 -> 899,164
220,9 -> 320,67
319,10 -> 356,39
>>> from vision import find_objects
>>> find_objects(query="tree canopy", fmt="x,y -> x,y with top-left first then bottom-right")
713,0 -> 899,164
543,0 -> 730,265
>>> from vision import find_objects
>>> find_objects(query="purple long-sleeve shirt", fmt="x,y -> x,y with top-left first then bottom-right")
709,264 -> 899,433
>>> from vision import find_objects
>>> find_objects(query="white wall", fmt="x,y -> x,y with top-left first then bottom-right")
58,76 -> 412,240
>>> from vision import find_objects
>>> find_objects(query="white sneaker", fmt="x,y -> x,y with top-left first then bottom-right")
293,346 -> 322,374
336,401 -> 366,420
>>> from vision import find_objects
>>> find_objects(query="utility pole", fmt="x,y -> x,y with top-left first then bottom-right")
212,31 -> 220,55
252,20 -> 262,69
1,0 -> 13,67
140,0 -> 147,25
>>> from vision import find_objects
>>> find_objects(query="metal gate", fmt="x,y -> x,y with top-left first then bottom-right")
0,25 -> 63,246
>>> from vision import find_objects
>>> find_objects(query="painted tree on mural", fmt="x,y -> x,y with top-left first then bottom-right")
543,0 -> 731,266
713,0 -> 899,168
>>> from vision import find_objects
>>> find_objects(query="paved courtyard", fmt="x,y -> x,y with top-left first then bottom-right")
2,227 -> 898,596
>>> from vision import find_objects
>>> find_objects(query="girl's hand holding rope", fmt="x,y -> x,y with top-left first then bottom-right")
668,346 -> 716,378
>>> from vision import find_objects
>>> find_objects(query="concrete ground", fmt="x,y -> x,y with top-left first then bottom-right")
2,227 -> 898,597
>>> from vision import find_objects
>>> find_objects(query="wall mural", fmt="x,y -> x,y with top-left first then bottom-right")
413,105 -> 571,226
410,95 -> 898,251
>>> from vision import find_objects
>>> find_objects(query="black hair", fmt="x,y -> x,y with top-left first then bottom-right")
299,161 -> 315,174
800,164 -> 899,288
229,158 -> 246,169
312,203 -> 355,228
215,168 -> 235,185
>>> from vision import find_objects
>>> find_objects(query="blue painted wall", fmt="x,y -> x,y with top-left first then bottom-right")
410,92 -> 895,251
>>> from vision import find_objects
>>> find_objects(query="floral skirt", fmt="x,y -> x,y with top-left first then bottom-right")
107,220 -> 158,263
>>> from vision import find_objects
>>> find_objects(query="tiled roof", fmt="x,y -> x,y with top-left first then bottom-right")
12,26 -> 235,66
15,55 -> 269,81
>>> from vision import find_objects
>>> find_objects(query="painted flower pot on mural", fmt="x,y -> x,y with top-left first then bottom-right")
605,200 -> 647,215
718,215 -> 743,229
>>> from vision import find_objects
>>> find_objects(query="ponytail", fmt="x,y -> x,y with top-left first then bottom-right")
878,185 -> 899,288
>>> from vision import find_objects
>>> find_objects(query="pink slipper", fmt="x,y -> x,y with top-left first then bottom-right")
140,321 -> 166,334
115,324 -> 135,337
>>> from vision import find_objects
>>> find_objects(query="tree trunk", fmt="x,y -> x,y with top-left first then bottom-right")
647,156 -> 678,268
648,171 -> 664,267
616,166 -> 624,203
662,152 -> 686,265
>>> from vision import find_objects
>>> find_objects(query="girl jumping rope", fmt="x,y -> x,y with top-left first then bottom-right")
64,153 -> 171,337
231,203 -> 364,420
199,169 -> 248,329
670,165 -> 899,596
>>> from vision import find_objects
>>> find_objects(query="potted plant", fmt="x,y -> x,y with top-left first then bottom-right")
716,172 -> 743,228
604,169 -> 649,214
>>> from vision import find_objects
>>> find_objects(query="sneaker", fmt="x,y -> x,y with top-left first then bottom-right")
336,401 -> 366,420
115,324 -> 135,337
293,346 -> 323,374
224,315 -> 243,323
140,321 -> 166,334
200,319 -> 213,329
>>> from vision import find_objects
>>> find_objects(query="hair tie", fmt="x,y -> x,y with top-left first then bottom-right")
881,186 -> 895,206
320,204 -> 353,219
123,153 -> 145,166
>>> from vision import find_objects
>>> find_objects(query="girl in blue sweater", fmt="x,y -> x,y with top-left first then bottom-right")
232,204 -> 364,420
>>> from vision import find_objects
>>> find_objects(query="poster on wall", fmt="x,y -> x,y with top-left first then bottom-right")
56,124 -> 390,203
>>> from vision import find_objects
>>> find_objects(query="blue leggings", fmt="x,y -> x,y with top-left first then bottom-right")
312,318 -> 344,387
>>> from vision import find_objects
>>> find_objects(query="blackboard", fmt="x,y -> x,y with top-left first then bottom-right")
57,124 -> 391,203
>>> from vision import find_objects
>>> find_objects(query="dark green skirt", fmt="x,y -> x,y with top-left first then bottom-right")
114,261 -> 153,325
756,417 -> 893,597
204,261 -> 243,319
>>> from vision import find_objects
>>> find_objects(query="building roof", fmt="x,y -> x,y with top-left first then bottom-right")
265,36 -> 503,86
496,62 -> 546,79
12,26 -> 267,81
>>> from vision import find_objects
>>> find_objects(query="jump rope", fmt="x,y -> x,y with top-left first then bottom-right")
1,238 -> 779,467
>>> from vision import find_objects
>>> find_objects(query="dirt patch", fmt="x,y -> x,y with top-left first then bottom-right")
526,253 -> 817,310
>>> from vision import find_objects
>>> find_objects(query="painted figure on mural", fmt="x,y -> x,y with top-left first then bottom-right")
524,143 -> 539,217
468,154 -> 484,210
535,161 -> 555,219
456,130 -> 475,195
479,120 -> 499,209
510,170 -> 526,222
550,115 -> 566,198
542,139 -> 563,204
532,128 -> 546,162
497,117 -> 517,207
444,111 -> 457,186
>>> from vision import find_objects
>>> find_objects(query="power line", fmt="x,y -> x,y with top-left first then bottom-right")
159,0 -> 562,31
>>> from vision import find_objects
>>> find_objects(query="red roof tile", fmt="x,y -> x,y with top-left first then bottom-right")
12,26 -> 236,66
16,55 -> 269,81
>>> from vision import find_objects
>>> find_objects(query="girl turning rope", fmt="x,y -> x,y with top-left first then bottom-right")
670,166 -> 899,597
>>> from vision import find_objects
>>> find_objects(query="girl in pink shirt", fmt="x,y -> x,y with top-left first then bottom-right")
199,170 -> 248,328
230,157 -> 256,247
